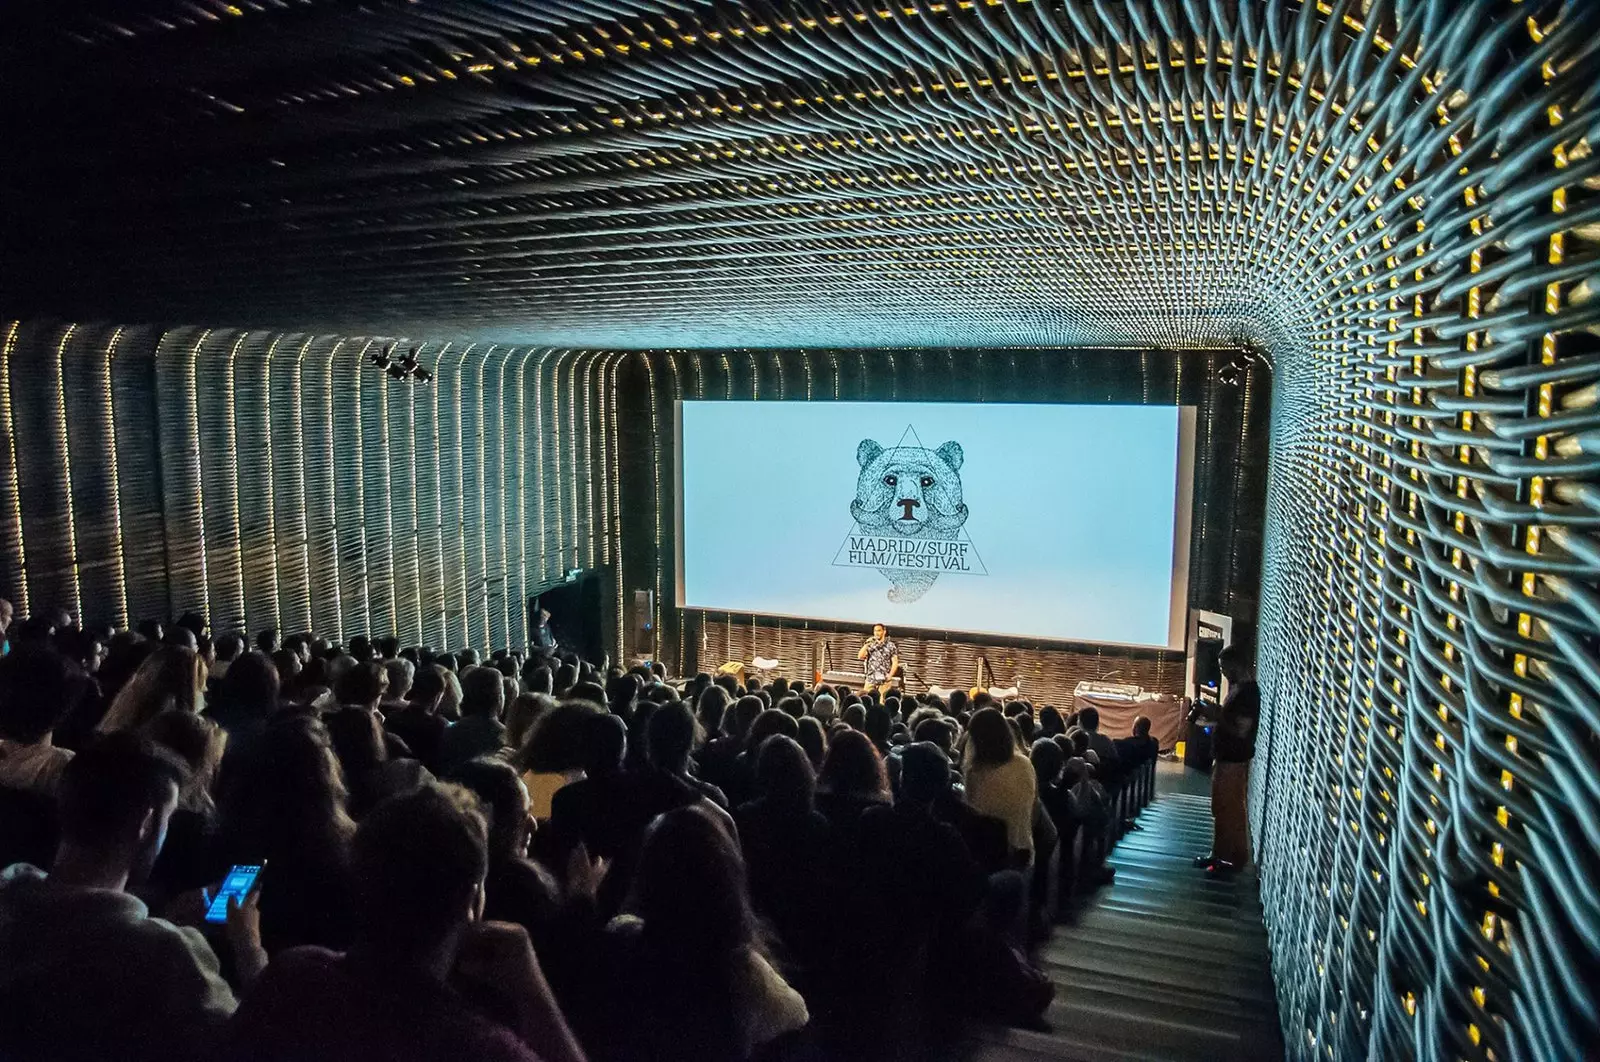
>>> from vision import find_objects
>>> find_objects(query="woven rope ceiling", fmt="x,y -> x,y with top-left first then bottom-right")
0,0 -> 1445,349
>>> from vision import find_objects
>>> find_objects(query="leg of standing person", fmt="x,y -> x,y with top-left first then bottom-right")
1212,760 -> 1250,867
1207,764 -> 1225,865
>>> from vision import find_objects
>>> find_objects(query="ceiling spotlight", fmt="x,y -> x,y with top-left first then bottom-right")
371,342 -> 395,370
400,347 -> 420,371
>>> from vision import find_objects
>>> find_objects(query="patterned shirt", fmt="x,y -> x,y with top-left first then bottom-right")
865,638 -> 898,681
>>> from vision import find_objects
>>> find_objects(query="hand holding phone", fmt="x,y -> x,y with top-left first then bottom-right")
204,863 -> 268,987
205,863 -> 263,924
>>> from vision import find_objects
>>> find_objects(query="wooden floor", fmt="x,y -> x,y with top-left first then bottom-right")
961,760 -> 1284,1062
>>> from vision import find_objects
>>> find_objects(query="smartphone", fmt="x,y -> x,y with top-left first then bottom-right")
205,864 -> 263,924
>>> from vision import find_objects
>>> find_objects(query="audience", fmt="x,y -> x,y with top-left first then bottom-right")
205,651 -> 280,763
380,657 -> 415,715
1075,706 -> 1121,776
443,757 -> 568,953
647,700 -> 728,808
851,741 -> 991,1053
815,728 -> 891,832
1115,714 -> 1160,770
795,713 -> 828,770
504,691 -> 554,753
519,699 -> 599,819
326,706 -> 430,818
0,602 -> 1163,1061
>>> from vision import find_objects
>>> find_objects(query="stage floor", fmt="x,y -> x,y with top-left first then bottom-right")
959,760 -> 1284,1062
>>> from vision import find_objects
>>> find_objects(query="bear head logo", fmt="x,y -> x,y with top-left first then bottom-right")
850,438 -> 969,537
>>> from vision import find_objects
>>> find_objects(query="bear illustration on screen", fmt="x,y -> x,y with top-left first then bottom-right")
850,437 -> 969,603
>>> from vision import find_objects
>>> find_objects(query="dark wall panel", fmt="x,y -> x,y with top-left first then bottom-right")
62,326 -> 127,628
235,333 -> 279,637
13,323 -> 81,619
267,335 -> 312,637
110,327 -> 168,625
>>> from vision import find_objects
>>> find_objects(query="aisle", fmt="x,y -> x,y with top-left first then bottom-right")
961,760 -> 1284,1062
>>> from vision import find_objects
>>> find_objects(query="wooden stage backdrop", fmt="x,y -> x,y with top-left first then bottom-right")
688,611 -> 1186,705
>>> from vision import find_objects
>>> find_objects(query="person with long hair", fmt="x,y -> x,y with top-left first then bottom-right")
436,665 -> 465,721
205,650 -> 280,763
961,707 -> 1037,867
734,735 -> 832,983
599,804 -> 807,1061
216,715 -> 357,953
97,646 -> 207,734
326,707 -> 430,819
795,715 -> 828,771
141,709 -> 229,904
143,710 -> 227,819
815,728 -> 890,831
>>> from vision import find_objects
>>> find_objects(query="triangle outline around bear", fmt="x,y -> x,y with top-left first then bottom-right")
831,422 -> 989,577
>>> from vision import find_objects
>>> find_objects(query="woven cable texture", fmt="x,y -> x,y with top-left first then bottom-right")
0,326 -> 613,651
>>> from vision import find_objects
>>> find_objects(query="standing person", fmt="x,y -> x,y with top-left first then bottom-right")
856,624 -> 899,697
531,607 -> 557,652
1192,645 -> 1260,876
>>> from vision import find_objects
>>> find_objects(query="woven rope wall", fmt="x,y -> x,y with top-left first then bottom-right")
621,345 -> 1269,705
0,2 -> 1598,1059
0,322 -> 614,649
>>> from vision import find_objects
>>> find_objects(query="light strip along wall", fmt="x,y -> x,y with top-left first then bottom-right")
0,322 -> 617,652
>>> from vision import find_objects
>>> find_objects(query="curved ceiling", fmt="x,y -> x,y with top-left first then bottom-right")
0,0 -> 1403,348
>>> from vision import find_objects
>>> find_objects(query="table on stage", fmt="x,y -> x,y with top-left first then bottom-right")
1071,682 -> 1184,751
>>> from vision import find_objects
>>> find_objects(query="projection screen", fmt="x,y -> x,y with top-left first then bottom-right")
675,400 -> 1195,650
